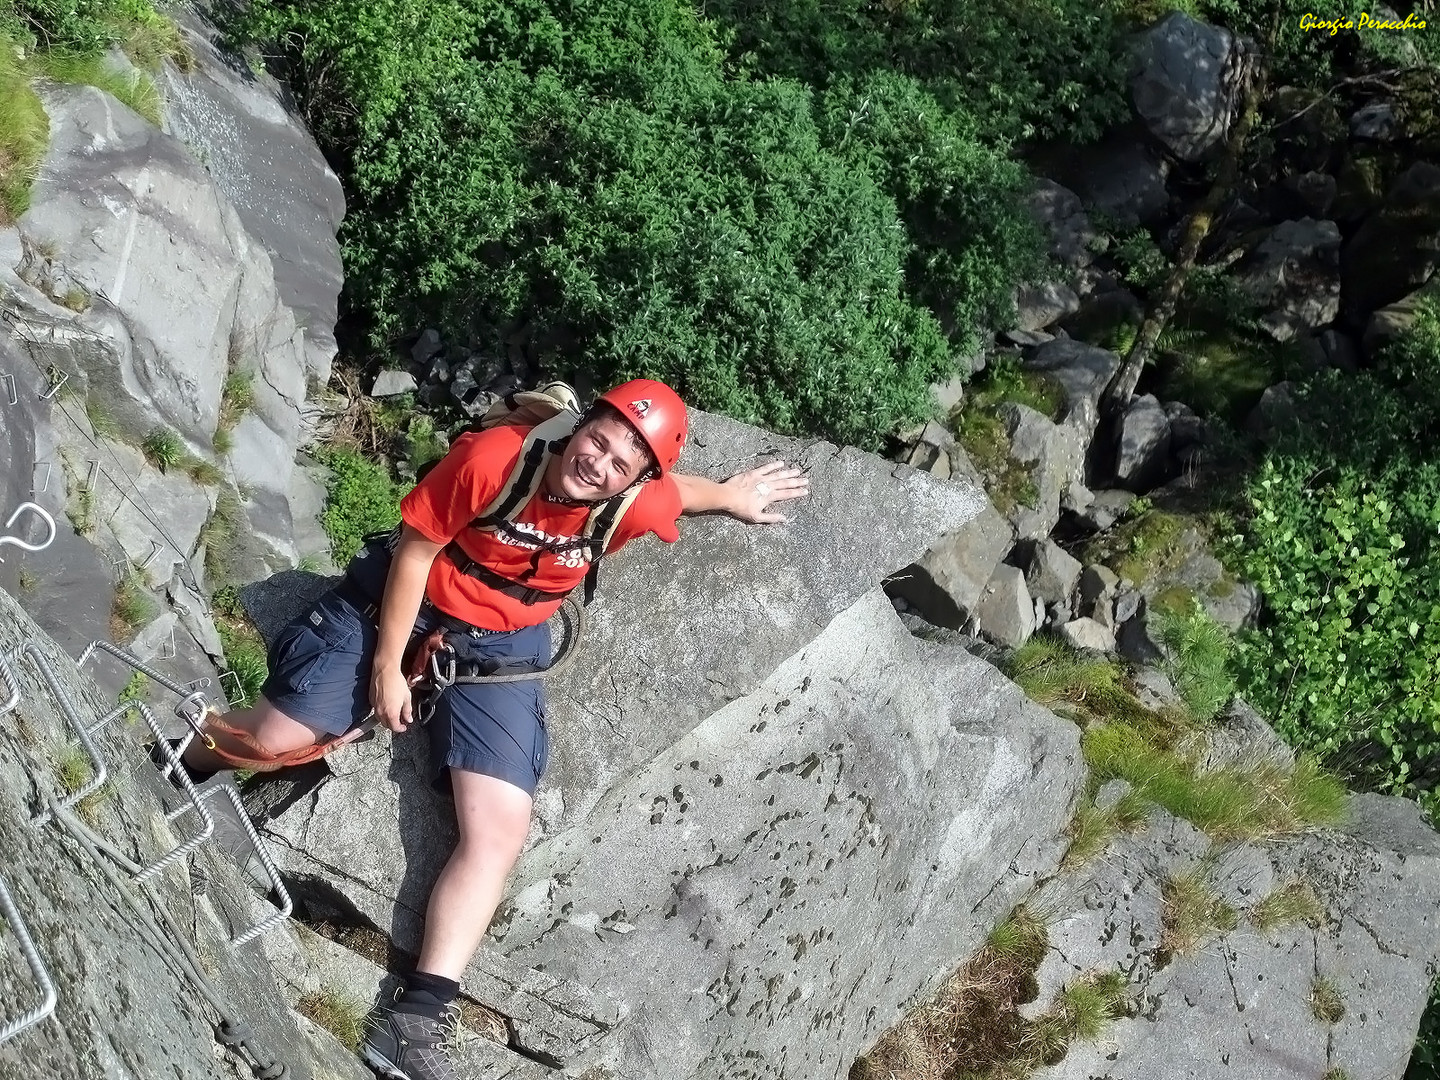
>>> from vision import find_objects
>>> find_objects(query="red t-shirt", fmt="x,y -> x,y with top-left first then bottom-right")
400,426 -> 683,630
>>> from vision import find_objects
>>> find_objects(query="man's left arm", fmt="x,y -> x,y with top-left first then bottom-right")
673,461 -> 809,524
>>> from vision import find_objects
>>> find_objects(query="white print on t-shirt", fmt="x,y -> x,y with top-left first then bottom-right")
497,521 -> 588,568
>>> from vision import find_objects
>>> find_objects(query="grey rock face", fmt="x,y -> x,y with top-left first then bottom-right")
976,564 -> 1035,648
0,587 -> 325,1080
160,10 -> 346,386
1237,217 -> 1343,340
1114,394 -> 1172,492
1072,488 -> 1136,533
249,408 -> 988,915
1131,13 -> 1242,162
492,591 -> 1083,1080
1032,794 -> 1440,1080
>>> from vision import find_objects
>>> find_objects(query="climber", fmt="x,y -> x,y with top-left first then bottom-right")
179,378 -> 809,1080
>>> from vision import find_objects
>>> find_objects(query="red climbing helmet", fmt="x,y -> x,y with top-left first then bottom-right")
596,378 -> 689,474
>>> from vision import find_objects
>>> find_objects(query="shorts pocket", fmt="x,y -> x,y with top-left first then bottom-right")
270,601 -> 358,694
532,703 -> 550,780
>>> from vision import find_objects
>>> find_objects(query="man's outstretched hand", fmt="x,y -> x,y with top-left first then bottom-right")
724,461 -> 810,524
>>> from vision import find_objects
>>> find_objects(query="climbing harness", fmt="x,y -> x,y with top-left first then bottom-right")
0,501 -> 55,561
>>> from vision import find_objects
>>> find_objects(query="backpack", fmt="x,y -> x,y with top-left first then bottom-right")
423,381 -> 647,605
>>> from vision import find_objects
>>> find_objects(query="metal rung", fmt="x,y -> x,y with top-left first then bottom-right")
13,643 -> 109,828
30,462 -> 51,496
39,371 -> 68,401
0,373 -> 16,406
0,651 -> 19,716
168,784 -> 291,947
217,670 -> 245,707
82,702 -> 215,883
0,877 -> 57,1045
76,640 -> 216,741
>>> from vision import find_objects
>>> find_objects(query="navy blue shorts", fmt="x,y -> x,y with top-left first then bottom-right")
259,586 -> 551,796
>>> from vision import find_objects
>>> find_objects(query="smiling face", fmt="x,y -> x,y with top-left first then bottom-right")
545,408 -> 656,501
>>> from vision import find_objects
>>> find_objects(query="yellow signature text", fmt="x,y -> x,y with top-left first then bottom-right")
1299,11 -> 1427,33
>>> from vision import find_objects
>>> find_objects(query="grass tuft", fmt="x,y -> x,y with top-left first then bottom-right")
200,488 -> 247,586
218,369 -> 255,434
34,50 -> 162,126
112,570 -> 158,638
1005,635 -> 1166,732
1311,976 -> 1345,1025
142,427 -> 186,471
1249,879 -> 1325,933
1083,723 -> 1347,842
296,986 -> 367,1054
0,37 -> 49,225
187,457 -> 224,487
212,585 -> 268,709
1160,867 -> 1237,958
85,397 -> 119,439
985,906 -> 1049,970
1063,789 -> 1151,869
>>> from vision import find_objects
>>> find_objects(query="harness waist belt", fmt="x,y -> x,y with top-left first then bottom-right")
444,542 -> 570,606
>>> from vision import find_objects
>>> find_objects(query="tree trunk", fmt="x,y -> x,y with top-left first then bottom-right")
1099,46 -> 1268,419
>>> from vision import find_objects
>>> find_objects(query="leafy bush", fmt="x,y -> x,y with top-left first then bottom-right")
1234,294 -> 1440,818
319,448 -> 407,564
230,0 -> 1051,450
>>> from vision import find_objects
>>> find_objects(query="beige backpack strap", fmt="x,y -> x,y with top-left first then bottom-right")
474,410 -> 579,526
581,483 -> 646,561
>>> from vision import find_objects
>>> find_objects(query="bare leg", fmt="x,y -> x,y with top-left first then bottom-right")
415,769 -> 534,981
182,695 -> 326,772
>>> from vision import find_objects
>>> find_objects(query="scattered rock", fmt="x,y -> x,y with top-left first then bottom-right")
889,500 -> 1015,631
903,421 -> 955,480
1164,400 -> 1205,449
930,373 -> 966,417
1200,698 -> 1295,770
976,564 -> 1036,648
1025,179 -> 1099,271
1002,327 -> 1056,348
411,327 -> 444,365
1281,170 -> 1337,218
998,403 -> 1088,541
1021,338 -> 1122,438
1114,394 -> 1172,492
1246,381 -> 1298,443
1068,134 -> 1171,228
1117,607 -> 1164,665
1022,539 -> 1083,609
1132,666 -> 1182,712
1094,778 -> 1133,812
1072,488 -> 1136,533
1115,584 -> 1144,623
1061,479 -> 1095,517
1350,101 -> 1399,142
1237,217 -> 1342,341
371,369 -> 418,398
1363,281 -> 1438,358
1131,13 -> 1244,162
1013,281 -> 1081,333
1059,616 -> 1116,653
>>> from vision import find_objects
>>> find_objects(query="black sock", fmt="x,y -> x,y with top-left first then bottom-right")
151,737 -> 217,786
399,971 -> 459,1017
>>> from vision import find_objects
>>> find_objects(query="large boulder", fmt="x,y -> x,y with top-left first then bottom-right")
1021,338 -> 1122,446
975,564 -> 1035,649
246,408 -> 989,928
1236,218 -> 1343,340
492,590 -> 1084,1079
887,498 -> 1015,631
1114,393 -> 1173,492
1131,13 -> 1245,162
1065,132 -> 1171,229
1342,162 -> 1440,320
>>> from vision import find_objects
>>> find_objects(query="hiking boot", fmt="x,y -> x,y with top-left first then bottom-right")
360,996 -> 461,1080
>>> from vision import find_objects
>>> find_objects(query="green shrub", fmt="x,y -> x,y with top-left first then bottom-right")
33,48 -> 161,124
0,27 -> 48,224
229,0 -> 1053,450
319,447 -> 407,564
1234,295 -> 1440,812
